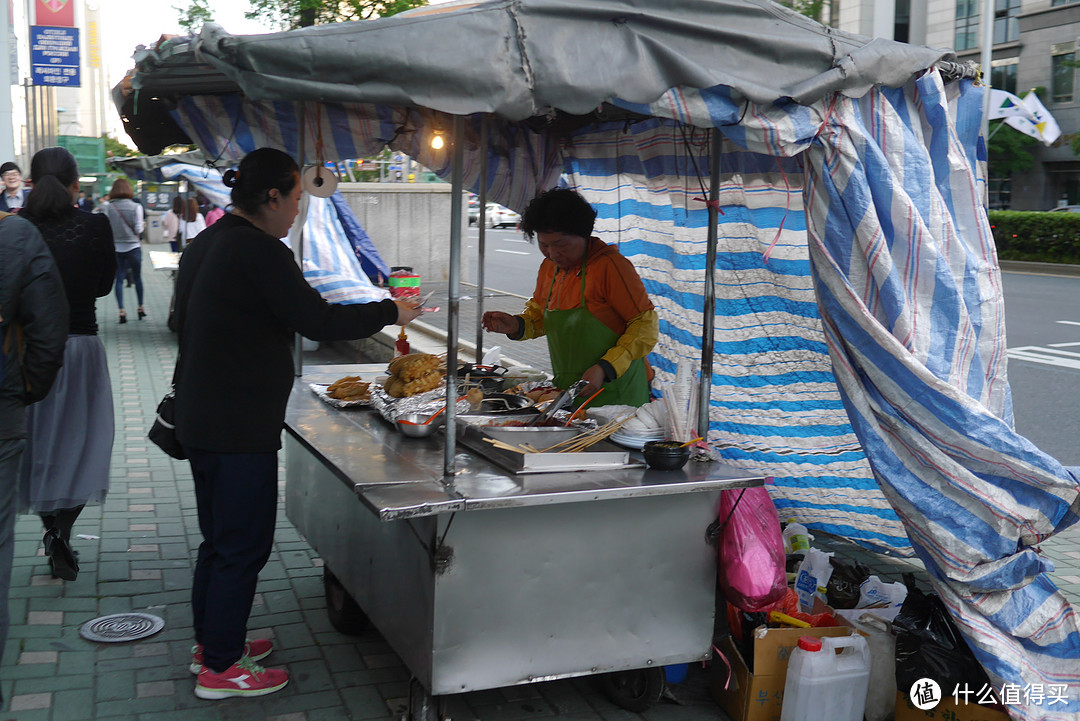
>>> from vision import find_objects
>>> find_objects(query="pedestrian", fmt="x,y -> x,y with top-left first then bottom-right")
18,147 -> 117,582
481,188 -> 658,407
0,207 -> 67,705
178,197 -> 206,247
76,190 -> 94,212
0,162 -> 28,213
204,205 -> 225,226
171,147 -> 422,699
101,178 -> 146,323
163,196 -> 182,251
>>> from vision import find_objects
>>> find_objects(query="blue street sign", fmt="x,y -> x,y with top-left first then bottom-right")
31,26 -> 80,87
389,165 -> 402,171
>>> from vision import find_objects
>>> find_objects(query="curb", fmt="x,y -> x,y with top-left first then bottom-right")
1000,260 -> 1080,276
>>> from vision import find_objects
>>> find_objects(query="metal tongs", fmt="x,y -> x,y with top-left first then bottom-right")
530,379 -> 588,426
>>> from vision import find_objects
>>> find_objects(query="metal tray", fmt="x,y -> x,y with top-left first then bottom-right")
456,422 -> 640,475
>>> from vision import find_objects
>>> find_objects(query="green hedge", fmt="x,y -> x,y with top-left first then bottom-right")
989,210 -> 1080,264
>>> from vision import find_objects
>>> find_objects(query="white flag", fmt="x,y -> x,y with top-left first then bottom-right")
1004,92 -> 1062,145
988,89 -> 1038,122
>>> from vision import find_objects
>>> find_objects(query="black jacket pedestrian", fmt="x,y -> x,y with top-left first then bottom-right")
0,214 -> 69,440
172,213 -> 399,453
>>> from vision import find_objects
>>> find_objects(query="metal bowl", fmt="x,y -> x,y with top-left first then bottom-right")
461,393 -> 536,415
396,413 -> 444,438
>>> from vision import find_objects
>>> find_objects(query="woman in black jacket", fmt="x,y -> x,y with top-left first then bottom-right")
172,147 -> 421,700
19,147 -> 116,583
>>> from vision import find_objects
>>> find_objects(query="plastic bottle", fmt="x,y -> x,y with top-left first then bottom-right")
395,328 -> 410,357
782,522 -> 813,555
780,634 -> 871,721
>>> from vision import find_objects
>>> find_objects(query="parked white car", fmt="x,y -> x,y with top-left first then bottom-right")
484,203 -> 521,229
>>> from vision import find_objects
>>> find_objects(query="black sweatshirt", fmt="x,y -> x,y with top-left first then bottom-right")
173,213 -> 398,452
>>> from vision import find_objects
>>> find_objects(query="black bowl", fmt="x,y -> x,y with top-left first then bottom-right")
641,441 -> 690,471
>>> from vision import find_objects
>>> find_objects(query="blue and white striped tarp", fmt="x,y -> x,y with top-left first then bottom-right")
166,71 -> 1080,719
150,162 -> 389,305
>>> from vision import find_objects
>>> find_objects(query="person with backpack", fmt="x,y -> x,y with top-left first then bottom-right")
18,147 -> 116,582
0,207 -> 68,703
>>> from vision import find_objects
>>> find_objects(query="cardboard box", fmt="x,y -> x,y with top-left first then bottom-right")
894,691 -> 1010,721
712,625 -> 853,721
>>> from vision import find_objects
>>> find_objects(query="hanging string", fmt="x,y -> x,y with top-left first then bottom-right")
761,93 -> 839,262
679,123 -> 725,215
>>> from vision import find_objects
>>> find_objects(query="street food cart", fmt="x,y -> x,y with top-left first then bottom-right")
117,1 -> 1080,716
285,365 -> 764,718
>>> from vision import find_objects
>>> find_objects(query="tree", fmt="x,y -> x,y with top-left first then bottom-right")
988,121 -> 1039,176
175,0 -> 214,34
777,0 -> 828,23
244,0 -> 427,29
103,134 -> 140,159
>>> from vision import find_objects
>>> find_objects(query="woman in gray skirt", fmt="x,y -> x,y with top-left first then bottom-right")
19,147 -> 117,581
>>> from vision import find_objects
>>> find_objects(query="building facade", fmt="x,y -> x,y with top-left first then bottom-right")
836,0 -> 1080,209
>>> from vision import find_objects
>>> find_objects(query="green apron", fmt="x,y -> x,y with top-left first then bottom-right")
543,260 -> 650,408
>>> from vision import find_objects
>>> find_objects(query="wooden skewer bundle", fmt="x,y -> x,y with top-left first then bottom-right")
481,412 -> 634,455
542,412 -> 635,454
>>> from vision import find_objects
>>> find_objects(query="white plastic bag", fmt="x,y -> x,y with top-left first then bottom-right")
857,575 -> 908,609
794,547 -> 833,612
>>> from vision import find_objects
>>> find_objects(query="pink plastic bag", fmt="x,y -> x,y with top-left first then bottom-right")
716,487 -> 787,612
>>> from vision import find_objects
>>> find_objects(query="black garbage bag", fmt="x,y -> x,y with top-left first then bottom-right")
893,575 -> 992,695
825,557 -> 871,609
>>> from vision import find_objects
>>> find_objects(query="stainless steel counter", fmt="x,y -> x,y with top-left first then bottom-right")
285,365 -> 764,521
284,365 -> 767,705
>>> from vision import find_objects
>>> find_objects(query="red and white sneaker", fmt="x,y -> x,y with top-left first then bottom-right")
194,656 -> 288,699
190,639 -> 274,674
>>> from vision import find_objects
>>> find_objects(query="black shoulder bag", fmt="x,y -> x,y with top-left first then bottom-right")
148,386 -> 185,460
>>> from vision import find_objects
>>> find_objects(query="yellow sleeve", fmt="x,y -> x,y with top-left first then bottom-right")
515,297 -> 547,340
600,309 -> 658,377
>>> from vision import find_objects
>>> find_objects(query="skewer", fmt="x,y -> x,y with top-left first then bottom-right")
481,437 -> 532,454
544,412 -> 635,453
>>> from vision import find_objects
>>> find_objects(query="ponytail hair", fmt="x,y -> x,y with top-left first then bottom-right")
225,147 -> 299,215
23,146 -> 78,222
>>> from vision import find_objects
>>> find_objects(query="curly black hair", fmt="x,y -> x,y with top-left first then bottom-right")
520,188 -> 596,239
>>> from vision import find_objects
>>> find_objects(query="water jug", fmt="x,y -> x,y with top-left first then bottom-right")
779,634 -> 870,721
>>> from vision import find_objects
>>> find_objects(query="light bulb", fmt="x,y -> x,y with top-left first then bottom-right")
431,134 -> 444,150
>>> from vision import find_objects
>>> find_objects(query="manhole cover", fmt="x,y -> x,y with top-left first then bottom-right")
79,613 -> 164,643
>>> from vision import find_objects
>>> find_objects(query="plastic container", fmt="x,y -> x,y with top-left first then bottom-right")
388,266 -> 421,299
782,522 -> 813,555
779,634 -> 870,721
664,663 -> 689,683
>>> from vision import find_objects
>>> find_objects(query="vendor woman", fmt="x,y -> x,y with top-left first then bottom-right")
482,188 -> 657,407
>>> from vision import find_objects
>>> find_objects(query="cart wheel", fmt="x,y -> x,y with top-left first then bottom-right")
323,567 -> 370,636
599,667 -> 666,712
408,677 -> 441,721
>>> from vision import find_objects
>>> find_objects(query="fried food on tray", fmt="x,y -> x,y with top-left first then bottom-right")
326,377 -> 371,401
525,386 -> 561,403
387,353 -> 441,381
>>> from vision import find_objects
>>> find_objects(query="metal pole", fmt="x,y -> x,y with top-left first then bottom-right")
474,115 -> 489,362
444,114 -> 465,479
979,0 -> 994,172
293,103 -> 307,376
697,129 -> 721,440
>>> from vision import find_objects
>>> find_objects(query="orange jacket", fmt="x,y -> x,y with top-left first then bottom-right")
516,237 -> 658,378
